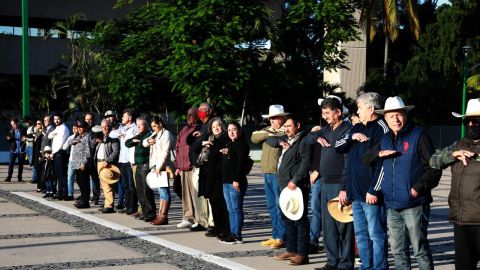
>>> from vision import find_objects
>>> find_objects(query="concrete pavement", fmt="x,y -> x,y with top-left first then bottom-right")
0,164 -> 459,269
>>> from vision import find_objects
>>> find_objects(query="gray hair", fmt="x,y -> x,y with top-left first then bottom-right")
357,92 -> 382,110
101,119 -> 111,126
200,102 -> 214,112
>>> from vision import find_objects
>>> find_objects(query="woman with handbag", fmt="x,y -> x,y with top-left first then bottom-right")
144,116 -> 174,225
219,121 -> 250,244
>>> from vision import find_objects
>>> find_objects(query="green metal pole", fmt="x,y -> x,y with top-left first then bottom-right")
21,0 -> 30,118
461,52 -> 468,138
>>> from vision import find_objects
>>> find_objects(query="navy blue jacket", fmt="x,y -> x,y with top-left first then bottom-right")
335,118 -> 389,201
373,124 -> 441,210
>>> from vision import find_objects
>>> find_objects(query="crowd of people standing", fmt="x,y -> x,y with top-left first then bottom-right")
3,94 -> 480,269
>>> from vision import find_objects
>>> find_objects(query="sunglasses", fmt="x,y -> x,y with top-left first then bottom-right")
463,118 -> 480,126
36,122 -> 42,125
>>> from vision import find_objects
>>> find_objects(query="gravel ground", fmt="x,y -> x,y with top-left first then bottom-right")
0,189 -> 227,270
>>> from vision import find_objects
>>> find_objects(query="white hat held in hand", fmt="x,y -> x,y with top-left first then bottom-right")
279,187 -> 304,221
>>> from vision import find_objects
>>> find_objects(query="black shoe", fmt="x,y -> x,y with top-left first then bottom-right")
43,193 -> 51,198
314,265 -> 338,270
205,230 -> 217,237
216,233 -> 228,240
64,196 -> 74,201
17,178 -> 23,182
144,216 -> 156,222
125,209 -> 137,215
219,234 -> 236,244
76,202 -> 91,209
189,224 -> 207,232
309,244 -> 319,254
115,204 -> 126,213
135,214 -> 146,220
99,207 -> 115,214
4,178 -> 11,182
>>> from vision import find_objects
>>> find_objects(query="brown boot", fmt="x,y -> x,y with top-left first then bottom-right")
288,255 -> 309,265
151,200 -> 169,225
273,251 -> 297,260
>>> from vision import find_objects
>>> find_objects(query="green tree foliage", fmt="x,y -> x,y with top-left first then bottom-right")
364,0 -> 480,125
91,0 -> 361,120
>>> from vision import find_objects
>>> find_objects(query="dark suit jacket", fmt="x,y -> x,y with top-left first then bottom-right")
6,127 -> 27,153
266,130 -> 313,189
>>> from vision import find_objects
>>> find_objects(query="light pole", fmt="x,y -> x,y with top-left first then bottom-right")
461,45 -> 471,138
21,0 -> 30,118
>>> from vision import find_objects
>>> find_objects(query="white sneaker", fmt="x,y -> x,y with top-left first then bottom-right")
176,220 -> 193,229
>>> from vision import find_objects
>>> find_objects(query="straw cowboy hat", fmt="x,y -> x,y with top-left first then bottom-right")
375,96 -> 415,115
318,95 -> 349,114
98,165 -> 120,185
452,98 -> 480,118
279,187 -> 304,221
262,104 -> 290,119
327,197 -> 353,223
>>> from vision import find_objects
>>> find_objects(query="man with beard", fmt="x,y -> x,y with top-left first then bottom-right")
48,112 -> 70,199
430,98 -> 480,270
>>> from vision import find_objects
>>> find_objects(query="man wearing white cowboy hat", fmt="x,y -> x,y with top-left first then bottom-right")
367,96 -> 441,270
430,98 -> 480,269
335,92 -> 389,270
266,114 -> 312,266
94,119 -> 120,214
251,104 -> 288,249
309,96 -> 354,270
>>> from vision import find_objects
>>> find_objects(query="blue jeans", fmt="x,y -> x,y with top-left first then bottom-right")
25,145 -> 38,182
7,152 -> 25,180
387,204 -> 433,270
321,182 -> 354,269
283,185 -> 310,256
352,201 -> 388,270
223,183 -> 247,238
264,173 -> 285,240
309,179 -> 322,245
157,187 -> 171,202
67,160 -> 75,196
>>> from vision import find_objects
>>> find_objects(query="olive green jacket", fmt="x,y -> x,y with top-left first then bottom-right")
251,127 -> 285,173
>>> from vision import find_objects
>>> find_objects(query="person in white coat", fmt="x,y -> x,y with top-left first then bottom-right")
144,115 -> 174,225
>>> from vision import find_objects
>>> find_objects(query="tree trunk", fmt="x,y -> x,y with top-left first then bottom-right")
383,35 -> 389,81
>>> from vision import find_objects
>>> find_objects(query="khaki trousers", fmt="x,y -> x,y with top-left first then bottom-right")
98,163 -> 114,208
191,166 -> 214,228
180,170 -> 196,222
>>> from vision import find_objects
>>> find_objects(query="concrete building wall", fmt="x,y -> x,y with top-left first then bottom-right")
323,12 -> 367,99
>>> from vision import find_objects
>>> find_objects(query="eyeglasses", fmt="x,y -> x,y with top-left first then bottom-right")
464,118 -> 480,126
36,123 -> 42,125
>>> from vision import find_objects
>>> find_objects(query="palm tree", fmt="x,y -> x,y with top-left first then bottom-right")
360,0 -> 421,80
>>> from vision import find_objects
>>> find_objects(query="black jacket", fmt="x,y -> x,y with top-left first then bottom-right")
220,136 -> 250,185
266,130 -> 313,189
6,127 -> 27,153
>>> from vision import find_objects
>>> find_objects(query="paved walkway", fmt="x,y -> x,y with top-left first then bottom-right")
0,164 -> 458,269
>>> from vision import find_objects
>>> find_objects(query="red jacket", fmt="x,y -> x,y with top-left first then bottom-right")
174,124 -> 197,171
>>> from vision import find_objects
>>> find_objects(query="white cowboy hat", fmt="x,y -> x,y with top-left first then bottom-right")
375,96 -> 415,114
452,98 -> 480,118
262,104 -> 290,119
43,146 -> 52,153
327,197 -> 353,223
104,110 -> 116,117
318,95 -> 349,114
279,187 -> 304,221
98,165 -> 120,185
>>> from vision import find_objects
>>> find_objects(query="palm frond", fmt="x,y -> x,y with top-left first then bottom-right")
402,0 -> 420,41
467,74 -> 480,90
384,0 -> 399,41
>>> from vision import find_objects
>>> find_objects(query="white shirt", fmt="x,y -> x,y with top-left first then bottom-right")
143,129 -> 174,170
48,123 -> 70,155
97,143 -> 105,160
110,122 -> 137,163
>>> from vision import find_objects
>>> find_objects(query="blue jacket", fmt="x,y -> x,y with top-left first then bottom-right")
375,124 -> 441,210
335,118 -> 389,201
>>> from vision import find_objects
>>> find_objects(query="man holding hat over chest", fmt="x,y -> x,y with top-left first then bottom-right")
266,114 -> 313,266
251,104 -> 288,249
367,96 -> 441,270
430,98 -> 480,270
94,119 -> 120,214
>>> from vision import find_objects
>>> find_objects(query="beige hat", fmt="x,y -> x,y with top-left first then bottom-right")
452,98 -> 480,118
98,165 -> 120,185
262,104 -> 290,119
375,96 -> 415,114
279,187 -> 304,221
327,197 -> 353,223
43,146 -> 52,153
